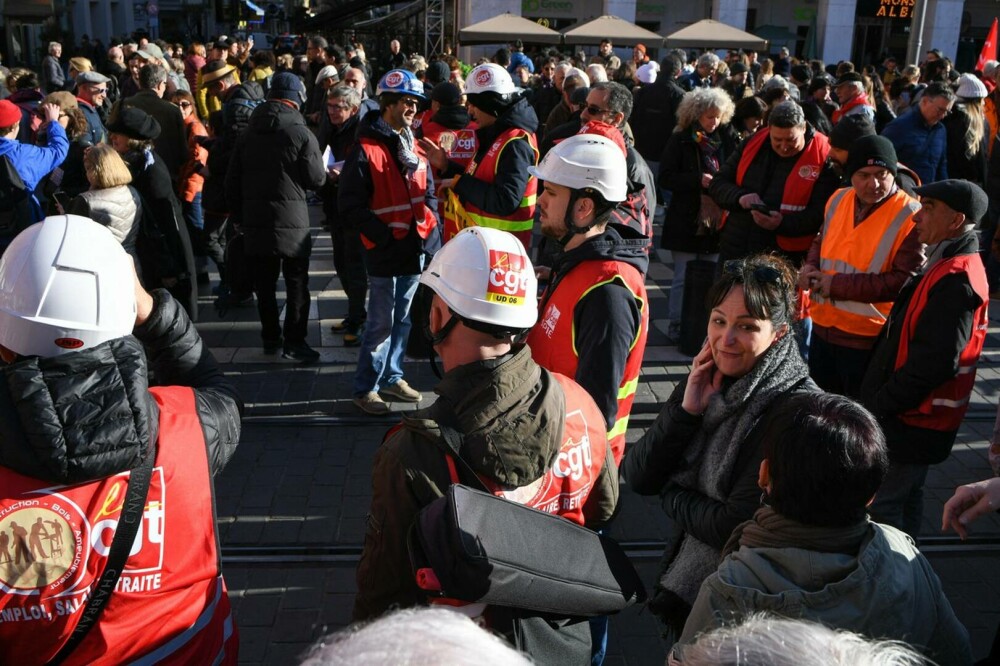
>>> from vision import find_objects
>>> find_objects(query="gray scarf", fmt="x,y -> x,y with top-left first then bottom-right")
375,115 -> 420,173
660,332 -> 810,605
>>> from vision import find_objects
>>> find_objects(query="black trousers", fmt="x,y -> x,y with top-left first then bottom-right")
252,254 -> 311,345
332,225 -> 368,323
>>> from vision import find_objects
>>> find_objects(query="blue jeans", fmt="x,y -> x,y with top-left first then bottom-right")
869,461 -> 929,540
353,273 -> 420,396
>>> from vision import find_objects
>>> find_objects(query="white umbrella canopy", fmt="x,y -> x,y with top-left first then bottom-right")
459,12 -> 562,45
664,19 -> 769,51
562,15 -> 664,47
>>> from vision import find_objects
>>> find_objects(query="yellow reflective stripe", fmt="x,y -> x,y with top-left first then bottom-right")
617,376 -> 639,399
571,275 -> 646,356
608,414 -> 629,440
461,208 -> 534,232
490,132 -> 540,176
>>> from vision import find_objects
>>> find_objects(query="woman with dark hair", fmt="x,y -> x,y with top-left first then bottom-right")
7,68 -> 44,143
659,88 -> 740,343
108,106 -> 197,319
36,91 -> 92,204
730,96 -> 766,141
677,392 -> 972,665
622,253 -> 817,640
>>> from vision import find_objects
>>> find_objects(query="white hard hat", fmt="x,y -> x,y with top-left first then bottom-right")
528,134 -> 628,202
465,63 -> 517,96
420,227 -> 538,331
0,215 -> 137,358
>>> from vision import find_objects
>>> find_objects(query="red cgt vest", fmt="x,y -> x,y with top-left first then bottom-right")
731,128 -> 830,253
359,137 -> 438,250
0,386 -> 237,666
526,260 -> 648,465
894,253 -> 989,432
445,372 -> 609,527
443,127 -> 538,247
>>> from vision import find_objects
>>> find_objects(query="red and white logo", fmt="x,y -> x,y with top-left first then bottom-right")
474,68 -> 493,88
486,249 -> 529,305
798,164 -> 820,180
383,70 -> 405,88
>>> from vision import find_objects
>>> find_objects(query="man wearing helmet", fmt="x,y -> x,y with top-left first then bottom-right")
526,134 -> 649,466
340,69 -> 442,415
0,215 -> 242,663
419,62 -> 540,248
354,226 -> 617,662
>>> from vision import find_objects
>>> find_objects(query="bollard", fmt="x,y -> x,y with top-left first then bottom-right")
678,259 -> 716,357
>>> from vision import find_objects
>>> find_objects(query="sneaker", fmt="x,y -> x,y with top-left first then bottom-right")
379,379 -> 422,403
262,338 -> 283,354
353,392 -> 390,415
665,323 -> 681,346
282,342 -> 320,363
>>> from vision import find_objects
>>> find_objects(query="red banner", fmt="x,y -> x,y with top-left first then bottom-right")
978,18 -> 998,72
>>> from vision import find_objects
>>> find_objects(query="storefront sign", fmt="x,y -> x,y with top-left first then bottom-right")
858,0 -> 916,20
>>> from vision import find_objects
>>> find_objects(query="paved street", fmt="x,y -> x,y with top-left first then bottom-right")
198,210 -> 1000,664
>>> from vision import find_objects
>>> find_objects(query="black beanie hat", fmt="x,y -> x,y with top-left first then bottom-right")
829,115 -> 876,150
427,61 -> 450,85
846,134 -> 897,177
268,72 -> 307,108
107,107 -> 161,140
431,82 -> 462,106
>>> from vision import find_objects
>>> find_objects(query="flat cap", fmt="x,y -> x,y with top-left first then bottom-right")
76,70 -> 110,85
914,179 -> 989,224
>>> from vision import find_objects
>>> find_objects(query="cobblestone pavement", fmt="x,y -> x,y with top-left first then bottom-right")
199,210 -> 1000,664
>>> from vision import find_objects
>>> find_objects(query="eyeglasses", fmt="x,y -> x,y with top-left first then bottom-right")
327,104 -> 350,111
923,98 -> 952,117
177,101 -> 192,108
722,259 -> 783,285
398,98 -> 419,108
90,87 -> 108,94
585,104 -> 611,116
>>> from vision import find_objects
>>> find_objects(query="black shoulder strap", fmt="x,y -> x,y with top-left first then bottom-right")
431,421 -> 489,493
46,442 -> 157,665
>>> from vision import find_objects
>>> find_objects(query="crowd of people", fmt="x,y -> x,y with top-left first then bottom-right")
0,28 -> 998,665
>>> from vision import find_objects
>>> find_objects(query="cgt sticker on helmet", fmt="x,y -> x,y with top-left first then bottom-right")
474,68 -> 493,87
383,70 -> 405,88
486,250 -> 528,305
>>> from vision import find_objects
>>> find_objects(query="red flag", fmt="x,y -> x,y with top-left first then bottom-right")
978,18 -> 998,72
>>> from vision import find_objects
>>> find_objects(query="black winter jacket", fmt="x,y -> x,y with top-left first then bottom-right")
339,109 -> 441,277
709,126 -> 840,264
631,77 -> 686,161
860,232 -> 984,465
0,290 -> 241,485
445,96 -> 538,220
659,124 -> 740,254
123,148 -> 198,320
226,100 -> 327,258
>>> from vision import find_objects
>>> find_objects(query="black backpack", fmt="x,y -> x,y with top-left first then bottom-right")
0,155 -> 35,255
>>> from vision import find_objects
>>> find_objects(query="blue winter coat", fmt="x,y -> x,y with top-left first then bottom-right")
881,108 -> 948,184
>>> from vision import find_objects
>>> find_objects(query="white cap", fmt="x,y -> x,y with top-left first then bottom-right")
956,72 -> 987,99
419,227 -> 538,331
528,134 -> 628,202
315,65 -> 339,85
465,63 -> 517,96
0,215 -> 136,357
